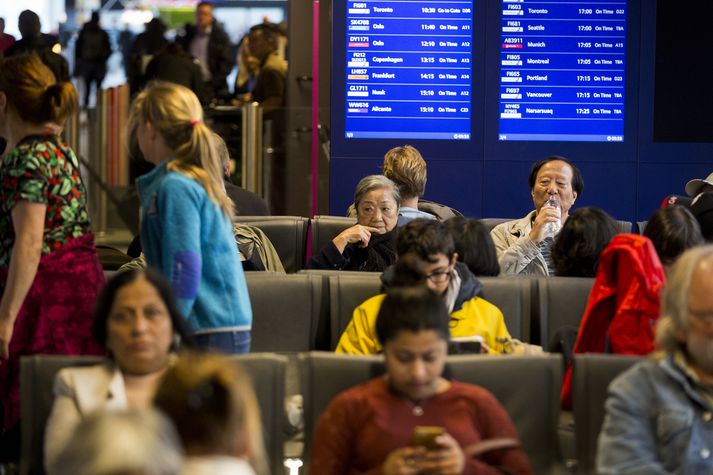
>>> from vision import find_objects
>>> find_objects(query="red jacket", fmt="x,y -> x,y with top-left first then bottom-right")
561,234 -> 666,408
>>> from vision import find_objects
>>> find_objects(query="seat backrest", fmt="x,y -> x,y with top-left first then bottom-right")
300,352 -> 564,475
572,354 -> 642,475
228,353 -> 289,473
480,218 -> 512,232
21,354 -> 288,475
310,215 -> 357,257
637,220 -> 648,235
246,272 -> 325,351
20,355 -> 107,475
327,273 -> 382,349
298,352 -> 389,473
614,220 -> 633,234
447,354 -> 564,475
478,277 -> 533,342
536,277 -> 595,347
233,216 -> 309,273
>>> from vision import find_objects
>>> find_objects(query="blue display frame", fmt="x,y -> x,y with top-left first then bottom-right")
330,0 -> 486,160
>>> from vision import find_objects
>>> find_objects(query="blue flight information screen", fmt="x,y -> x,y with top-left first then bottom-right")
498,0 -> 626,142
344,1 -> 473,140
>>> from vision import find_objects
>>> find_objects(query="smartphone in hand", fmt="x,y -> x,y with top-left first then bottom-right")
410,426 -> 445,451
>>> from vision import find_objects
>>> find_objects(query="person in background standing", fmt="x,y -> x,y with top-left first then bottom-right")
74,11 -> 112,108
0,18 -> 15,57
5,10 -> 69,82
178,1 -> 233,102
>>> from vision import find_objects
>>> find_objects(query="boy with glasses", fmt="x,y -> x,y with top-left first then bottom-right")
335,219 -> 511,354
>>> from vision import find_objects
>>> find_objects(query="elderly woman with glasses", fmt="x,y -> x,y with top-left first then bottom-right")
309,175 -> 401,272
336,219 -> 512,355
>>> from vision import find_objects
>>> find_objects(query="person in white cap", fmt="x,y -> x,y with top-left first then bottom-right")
685,172 -> 713,197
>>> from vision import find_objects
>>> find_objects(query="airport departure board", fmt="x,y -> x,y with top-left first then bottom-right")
344,0 -> 473,140
498,0 -> 626,142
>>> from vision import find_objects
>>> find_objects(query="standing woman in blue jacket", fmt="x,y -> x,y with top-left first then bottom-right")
127,81 -> 252,353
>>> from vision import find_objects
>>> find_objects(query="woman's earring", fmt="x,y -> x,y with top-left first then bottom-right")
171,333 -> 182,352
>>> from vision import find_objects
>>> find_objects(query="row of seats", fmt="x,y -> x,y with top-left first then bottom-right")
102,270 -> 594,351
242,271 -> 595,351
20,353 -> 642,475
235,215 -> 642,274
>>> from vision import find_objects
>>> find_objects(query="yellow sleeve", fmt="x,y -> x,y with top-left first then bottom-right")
452,298 -> 512,354
335,294 -> 385,355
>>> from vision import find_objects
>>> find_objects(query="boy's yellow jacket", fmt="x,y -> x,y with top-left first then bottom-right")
335,263 -> 511,354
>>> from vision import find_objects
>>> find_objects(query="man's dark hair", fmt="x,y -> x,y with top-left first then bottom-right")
528,155 -> 584,197
93,268 -> 193,350
644,206 -> 704,266
18,10 -> 41,38
445,217 -> 500,276
551,207 -> 617,277
197,1 -> 214,9
396,219 -> 455,262
376,286 -> 450,345
389,253 -> 428,288
249,23 -> 278,45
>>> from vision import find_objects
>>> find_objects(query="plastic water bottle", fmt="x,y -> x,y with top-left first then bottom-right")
543,196 -> 561,235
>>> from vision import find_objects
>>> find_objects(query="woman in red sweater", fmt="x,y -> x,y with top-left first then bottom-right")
310,286 -> 533,475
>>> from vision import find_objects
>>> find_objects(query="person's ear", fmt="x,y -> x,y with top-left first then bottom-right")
450,253 -> 459,266
572,191 -> 578,202
145,120 -> 157,140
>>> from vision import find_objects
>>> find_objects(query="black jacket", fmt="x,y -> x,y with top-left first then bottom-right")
6,37 -> 69,82
308,229 -> 397,272
225,179 -> 270,216
178,21 -> 233,99
144,51 -> 207,104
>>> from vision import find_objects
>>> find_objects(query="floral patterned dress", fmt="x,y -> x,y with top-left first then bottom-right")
0,135 -> 105,432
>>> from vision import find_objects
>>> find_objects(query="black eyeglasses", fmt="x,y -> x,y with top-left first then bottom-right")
425,269 -> 451,284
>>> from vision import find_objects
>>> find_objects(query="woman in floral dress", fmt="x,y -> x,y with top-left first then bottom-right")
0,55 -> 104,460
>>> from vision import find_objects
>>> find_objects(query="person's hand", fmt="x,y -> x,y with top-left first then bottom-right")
0,312 -> 16,360
529,202 -> 561,243
419,433 -> 466,475
333,224 -> 381,253
231,92 -> 253,106
383,446 -> 427,475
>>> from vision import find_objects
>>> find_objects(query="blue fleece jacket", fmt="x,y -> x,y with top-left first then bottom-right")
137,161 -> 252,333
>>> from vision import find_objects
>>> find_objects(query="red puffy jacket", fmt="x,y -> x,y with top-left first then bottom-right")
560,234 -> 666,408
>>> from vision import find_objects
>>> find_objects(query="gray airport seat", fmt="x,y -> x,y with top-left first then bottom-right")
20,353 -> 288,475
572,354 -> 642,475
479,276 -> 533,342
299,352 -> 564,475
614,220 -> 633,234
536,277 -> 595,347
481,217 -> 512,232
233,216 -> 309,273
20,355 -> 106,475
309,215 -> 357,258
227,353 -> 289,473
637,220 -> 647,234
245,272 -> 325,351
327,273 -> 382,349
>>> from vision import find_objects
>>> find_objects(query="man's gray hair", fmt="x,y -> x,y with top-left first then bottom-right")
656,244 -> 713,354
52,409 -> 183,475
353,174 -> 401,210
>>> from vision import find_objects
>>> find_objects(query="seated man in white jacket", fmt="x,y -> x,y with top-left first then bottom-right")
490,156 -> 583,276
